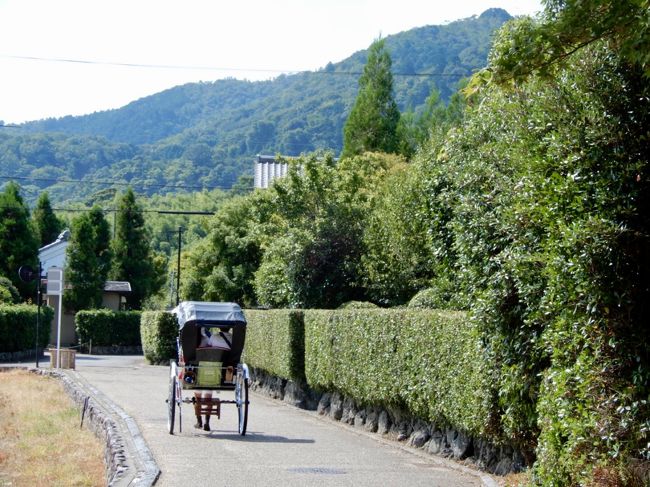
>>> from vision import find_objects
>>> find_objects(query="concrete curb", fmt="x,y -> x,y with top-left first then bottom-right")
1,366 -> 160,487
64,369 -> 160,486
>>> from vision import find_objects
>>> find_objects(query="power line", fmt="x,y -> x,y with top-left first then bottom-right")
1,53 -> 472,78
50,207 -> 215,215
0,204 -> 216,214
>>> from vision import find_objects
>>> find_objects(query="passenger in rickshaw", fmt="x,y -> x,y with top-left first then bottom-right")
199,326 -> 232,349
194,327 -> 232,431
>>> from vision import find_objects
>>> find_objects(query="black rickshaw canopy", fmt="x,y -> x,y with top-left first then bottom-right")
172,301 -> 246,331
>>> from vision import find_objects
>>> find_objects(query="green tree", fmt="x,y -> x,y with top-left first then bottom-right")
483,0 -> 650,86
361,162 -> 436,306
64,206 -> 112,310
0,182 -> 39,299
342,38 -> 401,158
254,152 -> 400,308
396,86 -> 467,159
110,188 -> 161,309
182,191 -> 272,306
32,192 -> 63,247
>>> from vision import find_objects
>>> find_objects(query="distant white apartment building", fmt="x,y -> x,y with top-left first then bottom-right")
253,154 -> 289,189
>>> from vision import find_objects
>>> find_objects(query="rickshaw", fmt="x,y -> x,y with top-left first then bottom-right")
167,301 -> 250,435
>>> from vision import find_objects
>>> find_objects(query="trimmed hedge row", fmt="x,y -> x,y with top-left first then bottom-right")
243,309 -> 305,381
140,311 -> 178,364
75,309 -> 142,347
0,304 -> 53,353
243,308 -> 495,439
304,309 -> 495,437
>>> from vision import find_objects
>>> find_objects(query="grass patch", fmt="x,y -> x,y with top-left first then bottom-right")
0,369 -> 104,487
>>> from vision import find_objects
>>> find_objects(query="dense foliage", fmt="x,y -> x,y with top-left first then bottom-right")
421,41 -> 649,484
0,304 -> 53,353
487,0 -> 650,84
254,152 -> 404,308
140,310 -> 177,364
75,309 -> 142,347
0,277 -> 20,304
242,308 -> 492,439
0,182 -> 39,299
181,191 -> 272,306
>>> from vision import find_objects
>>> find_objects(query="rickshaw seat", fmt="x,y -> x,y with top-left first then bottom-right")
196,346 -> 227,362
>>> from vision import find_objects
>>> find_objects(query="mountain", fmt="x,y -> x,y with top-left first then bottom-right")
2,8 -> 512,205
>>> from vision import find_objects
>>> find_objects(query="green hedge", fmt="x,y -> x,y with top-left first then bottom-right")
0,304 -> 53,353
140,311 -> 178,364
244,307 -> 497,438
75,309 -> 142,346
243,309 -> 305,381
304,308 -> 496,438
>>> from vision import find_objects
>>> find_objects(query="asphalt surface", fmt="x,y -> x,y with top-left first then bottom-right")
28,354 -> 492,486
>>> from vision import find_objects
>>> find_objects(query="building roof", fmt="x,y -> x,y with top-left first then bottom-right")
104,281 -> 131,293
38,229 -> 71,253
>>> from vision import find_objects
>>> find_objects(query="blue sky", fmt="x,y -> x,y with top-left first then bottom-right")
0,0 -> 542,124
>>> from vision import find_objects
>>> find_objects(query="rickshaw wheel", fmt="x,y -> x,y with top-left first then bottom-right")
168,374 -> 177,434
236,371 -> 249,435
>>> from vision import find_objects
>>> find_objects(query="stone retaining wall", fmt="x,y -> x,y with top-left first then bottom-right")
249,367 -> 526,476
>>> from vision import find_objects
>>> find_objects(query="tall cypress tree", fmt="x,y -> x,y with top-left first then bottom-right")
32,192 -> 63,247
64,206 -> 112,310
110,188 -> 157,309
0,182 -> 39,299
342,38 -> 401,158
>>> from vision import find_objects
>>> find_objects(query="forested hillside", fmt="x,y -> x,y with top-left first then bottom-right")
1,8 -> 510,205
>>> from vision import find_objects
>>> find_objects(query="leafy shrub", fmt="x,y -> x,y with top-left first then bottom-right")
0,304 -> 53,353
422,40 -> 650,482
75,309 -> 142,347
140,311 -> 178,365
0,277 -> 20,305
243,309 -> 305,381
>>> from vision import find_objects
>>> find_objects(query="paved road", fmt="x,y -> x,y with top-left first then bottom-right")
68,354 -> 486,487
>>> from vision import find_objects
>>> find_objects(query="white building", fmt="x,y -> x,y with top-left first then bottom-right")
253,154 -> 289,189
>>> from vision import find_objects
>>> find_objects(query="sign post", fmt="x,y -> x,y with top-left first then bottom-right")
46,267 -> 63,369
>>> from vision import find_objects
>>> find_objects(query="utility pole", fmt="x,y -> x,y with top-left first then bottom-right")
176,226 -> 182,306
157,210 -> 214,307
